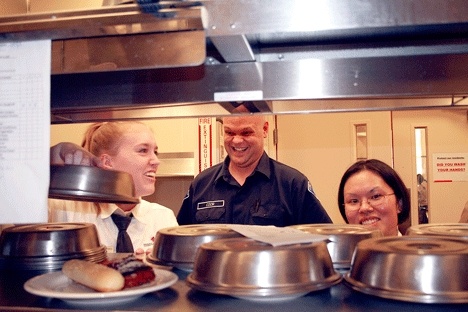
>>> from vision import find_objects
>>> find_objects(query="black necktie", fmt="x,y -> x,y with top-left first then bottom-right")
111,213 -> 134,253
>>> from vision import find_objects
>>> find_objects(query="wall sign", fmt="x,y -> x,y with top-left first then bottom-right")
432,153 -> 468,182
198,117 -> 213,173
0,40 -> 51,223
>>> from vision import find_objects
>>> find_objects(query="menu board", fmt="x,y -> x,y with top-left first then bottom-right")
0,40 -> 51,223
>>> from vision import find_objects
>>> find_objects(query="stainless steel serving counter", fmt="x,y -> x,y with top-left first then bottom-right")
0,267 -> 466,312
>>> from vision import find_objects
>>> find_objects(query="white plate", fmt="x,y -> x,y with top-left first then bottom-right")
24,268 -> 178,306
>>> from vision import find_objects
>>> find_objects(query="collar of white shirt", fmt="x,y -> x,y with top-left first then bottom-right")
97,201 -> 144,222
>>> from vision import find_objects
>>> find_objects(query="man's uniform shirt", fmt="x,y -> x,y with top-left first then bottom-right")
177,152 -> 332,226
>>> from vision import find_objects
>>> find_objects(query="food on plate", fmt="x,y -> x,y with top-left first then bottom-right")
62,255 -> 156,292
103,255 -> 156,288
62,259 -> 125,292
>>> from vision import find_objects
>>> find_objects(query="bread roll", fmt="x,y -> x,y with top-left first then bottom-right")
62,259 -> 125,292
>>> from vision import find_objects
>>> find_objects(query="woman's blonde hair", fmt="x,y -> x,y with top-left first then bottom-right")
81,121 -> 148,156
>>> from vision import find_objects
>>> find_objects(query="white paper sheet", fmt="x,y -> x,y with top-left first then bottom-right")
0,40 -> 51,223
228,224 -> 328,246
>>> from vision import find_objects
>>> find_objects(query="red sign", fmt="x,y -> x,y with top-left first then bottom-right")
198,118 -> 212,173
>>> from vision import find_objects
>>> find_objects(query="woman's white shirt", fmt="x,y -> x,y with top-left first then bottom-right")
48,198 -> 178,253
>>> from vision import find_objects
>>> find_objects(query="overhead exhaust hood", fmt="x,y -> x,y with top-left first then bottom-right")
1,0 -> 207,72
1,0 -> 468,122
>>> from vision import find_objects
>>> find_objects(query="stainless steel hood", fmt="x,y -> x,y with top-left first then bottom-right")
1,0 -> 207,72
1,0 -> 468,122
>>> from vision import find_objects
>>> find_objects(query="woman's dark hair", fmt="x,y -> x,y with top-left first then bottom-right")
337,159 -> 410,224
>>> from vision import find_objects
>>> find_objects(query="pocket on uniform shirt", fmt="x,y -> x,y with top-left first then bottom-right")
251,204 -> 284,225
195,207 -> 226,223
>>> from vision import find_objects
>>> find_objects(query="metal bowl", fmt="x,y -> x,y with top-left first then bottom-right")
406,223 -> 468,239
289,224 -> 382,272
147,224 -> 244,271
187,237 -> 342,302
344,236 -> 468,303
0,223 -> 106,271
49,165 -> 139,204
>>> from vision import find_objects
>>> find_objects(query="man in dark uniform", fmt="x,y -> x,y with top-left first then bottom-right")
177,106 -> 332,226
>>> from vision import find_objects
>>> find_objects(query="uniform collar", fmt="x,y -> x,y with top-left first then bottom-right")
255,152 -> 271,178
216,152 -> 271,183
97,203 -> 117,219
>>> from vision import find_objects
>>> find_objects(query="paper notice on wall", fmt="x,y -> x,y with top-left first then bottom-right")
432,153 -> 468,182
0,40 -> 51,223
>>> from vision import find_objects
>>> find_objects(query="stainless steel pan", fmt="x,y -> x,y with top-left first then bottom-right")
49,165 -> 139,204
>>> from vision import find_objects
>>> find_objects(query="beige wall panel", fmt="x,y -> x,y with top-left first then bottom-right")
393,109 -> 468,223
275,111 -> 393,224
50,123 -> 89,146
51,118 -> 198,154
0,0 -> 27,15
144,118 -> 198,154
29,0 -> 103,13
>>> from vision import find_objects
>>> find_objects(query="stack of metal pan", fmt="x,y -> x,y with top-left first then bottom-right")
0,223 -> 106,272
147,224 -> 244,271
288,223 -> 382,273
406,223 -> 468,239
49,165 -> 139,204
344,235 -> 468,303
186,237 -> 342,302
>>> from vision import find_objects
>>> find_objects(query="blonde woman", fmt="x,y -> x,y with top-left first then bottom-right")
49,121 -> 178,254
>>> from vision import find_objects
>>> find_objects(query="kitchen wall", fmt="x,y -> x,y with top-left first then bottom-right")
276,108 -> 468,225
392,109 -> 468,224
275,111 -> 393,224
1,0 -> 104,15
50,109 -> 468,224
0,0 -> 27,15
50,118 -> 199,156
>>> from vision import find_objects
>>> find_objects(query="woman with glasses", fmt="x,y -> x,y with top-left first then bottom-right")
337,159 -> 410,236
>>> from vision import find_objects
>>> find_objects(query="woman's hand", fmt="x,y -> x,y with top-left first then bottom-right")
50,142 -> 101,166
